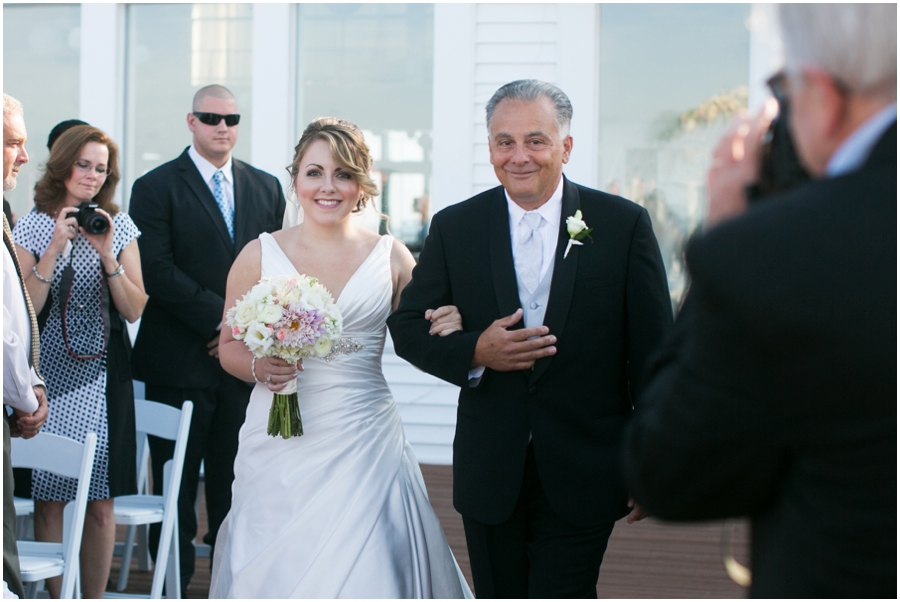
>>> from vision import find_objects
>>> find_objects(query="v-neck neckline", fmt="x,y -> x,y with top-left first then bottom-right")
265,233 -> 387,305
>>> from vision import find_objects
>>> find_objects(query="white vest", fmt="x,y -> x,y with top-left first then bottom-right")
517,257 -> 555,329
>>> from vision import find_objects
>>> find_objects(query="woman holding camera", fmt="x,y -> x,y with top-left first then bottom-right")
13,125 -> 147,598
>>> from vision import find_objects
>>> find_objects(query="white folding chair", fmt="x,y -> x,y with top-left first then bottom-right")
10,431 -> 98,599
110,399 -> 192,599
114,424 -> 153,590
13,496 -> 34,539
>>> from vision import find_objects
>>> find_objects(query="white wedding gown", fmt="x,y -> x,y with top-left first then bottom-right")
210,233 -> 472,599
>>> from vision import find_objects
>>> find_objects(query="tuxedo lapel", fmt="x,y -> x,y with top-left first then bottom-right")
488,189 -> 522,322
231,160 -> 253,254
176,151 -> 234,252
529,177 -> 580,385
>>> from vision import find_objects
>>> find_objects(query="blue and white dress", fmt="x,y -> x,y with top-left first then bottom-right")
14,209 -> 140,501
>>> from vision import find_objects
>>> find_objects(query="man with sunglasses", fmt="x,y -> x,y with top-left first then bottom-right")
624,4 -> 896,598
129,84 -> 286,593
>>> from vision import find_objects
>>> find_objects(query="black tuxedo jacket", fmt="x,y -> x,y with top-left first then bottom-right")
388,177 -> 673,526
623,125 -> 897,597
129,148 -> 286,388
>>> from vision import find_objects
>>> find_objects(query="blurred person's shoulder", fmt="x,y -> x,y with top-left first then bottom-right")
687,157 -> 895,302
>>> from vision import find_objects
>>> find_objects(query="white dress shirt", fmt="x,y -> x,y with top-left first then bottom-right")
3,243 -> 41,413
468,176 -> 565,384
188,144 -> 235,216
826,103 -> 897,178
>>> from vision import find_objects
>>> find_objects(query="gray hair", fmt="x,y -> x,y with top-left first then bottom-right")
3,93 -> 24,117
192,84 -> 236,111
780,4 -> 897,99
485,80 -> 573,138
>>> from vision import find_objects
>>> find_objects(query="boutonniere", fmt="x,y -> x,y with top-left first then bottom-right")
564,210 -> 593,258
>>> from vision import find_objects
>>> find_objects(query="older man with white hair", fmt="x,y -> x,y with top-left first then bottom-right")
3,93 -> 49,599
623,4 -> 896,598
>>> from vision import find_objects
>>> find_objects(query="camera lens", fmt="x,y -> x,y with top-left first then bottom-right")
85,215 -> 109,235
76,202 -> 110,235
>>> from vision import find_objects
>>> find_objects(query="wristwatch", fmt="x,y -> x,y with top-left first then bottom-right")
106,263 -> 125,278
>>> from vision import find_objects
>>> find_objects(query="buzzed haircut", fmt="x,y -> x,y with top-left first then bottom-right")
192,85 -> 237,111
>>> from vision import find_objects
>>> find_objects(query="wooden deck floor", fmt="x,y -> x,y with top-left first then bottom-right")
109,464 -> 750,598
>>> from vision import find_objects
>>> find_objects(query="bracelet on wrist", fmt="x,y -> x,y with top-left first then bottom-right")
106,263 -> 125,278
31,265 -> 52,284
251,357 -> 261,383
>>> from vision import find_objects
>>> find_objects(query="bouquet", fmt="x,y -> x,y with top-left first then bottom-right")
226,274 -> 363,438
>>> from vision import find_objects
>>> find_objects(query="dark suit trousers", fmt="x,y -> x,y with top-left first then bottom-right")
3,417 -> 24,599
462,444 -> 615,599
146,375 -> 251,588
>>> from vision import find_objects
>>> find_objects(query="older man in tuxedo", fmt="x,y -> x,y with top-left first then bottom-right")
389,80 -> 672,598
3,93 -> 48,598
623,4 -> 896,598
129,84 -> 285,591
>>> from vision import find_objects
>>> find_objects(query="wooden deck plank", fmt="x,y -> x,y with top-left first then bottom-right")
109,464 -> 750,598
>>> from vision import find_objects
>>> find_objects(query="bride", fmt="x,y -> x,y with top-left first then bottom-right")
210,117 -> 472,598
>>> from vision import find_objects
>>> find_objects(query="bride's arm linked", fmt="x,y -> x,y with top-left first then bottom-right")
218,240 -> 301,393
389,238 -> 462,336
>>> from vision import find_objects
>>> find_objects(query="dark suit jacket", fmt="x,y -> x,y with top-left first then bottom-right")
622,125 -> 897,597
129,148 -> 286,388
388,177 -> 673,526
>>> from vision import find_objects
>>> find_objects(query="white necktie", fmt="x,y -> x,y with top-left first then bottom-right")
515,212 -> 542,294
212,170 -> 234,240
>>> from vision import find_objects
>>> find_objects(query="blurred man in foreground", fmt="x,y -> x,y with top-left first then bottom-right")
623,4 -> 896,598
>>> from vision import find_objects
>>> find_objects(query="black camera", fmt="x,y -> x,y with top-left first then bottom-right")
75,202 -> 110,235
749,72 -> 811,201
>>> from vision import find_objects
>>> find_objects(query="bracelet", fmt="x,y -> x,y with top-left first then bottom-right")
251,357 -> 261,383
106,263 -> 125,278
31,265 -> 52,284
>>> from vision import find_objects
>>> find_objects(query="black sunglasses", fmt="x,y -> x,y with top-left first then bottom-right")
193,112 -> 241,127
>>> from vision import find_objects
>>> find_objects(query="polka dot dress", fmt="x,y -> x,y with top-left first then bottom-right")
13,209 -> 140,501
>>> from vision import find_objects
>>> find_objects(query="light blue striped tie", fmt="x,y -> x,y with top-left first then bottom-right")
212,170 -> 234,240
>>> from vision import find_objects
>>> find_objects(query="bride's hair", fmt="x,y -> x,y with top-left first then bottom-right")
287,117 -> 380,213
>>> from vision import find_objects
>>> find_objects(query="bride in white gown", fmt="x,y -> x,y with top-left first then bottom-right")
210,117 -> 473,598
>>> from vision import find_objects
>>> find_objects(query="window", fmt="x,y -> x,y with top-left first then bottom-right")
3,4 -> 81,218
297,4 -> 434,248
124,3 -> 252,204
598,4 -> 751,308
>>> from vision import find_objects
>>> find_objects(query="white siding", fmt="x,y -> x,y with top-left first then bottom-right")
383,333 -> 460,465
433,3 -> 599,213
472,3 -> 562,196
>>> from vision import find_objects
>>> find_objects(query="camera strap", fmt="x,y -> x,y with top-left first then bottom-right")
59,250 -> 110,361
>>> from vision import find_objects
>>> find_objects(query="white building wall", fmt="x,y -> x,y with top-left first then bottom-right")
80,3 -> 126,209
431,3 -> 599,215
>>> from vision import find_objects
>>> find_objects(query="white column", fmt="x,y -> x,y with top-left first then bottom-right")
250,3 -> 296,192
430,3 -> 477,215
557,4 -> 600,190
79,3 -> 125,206
748,3 -> 783,112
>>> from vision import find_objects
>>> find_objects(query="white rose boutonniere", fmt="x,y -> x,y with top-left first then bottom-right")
564,210 -> 593,258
